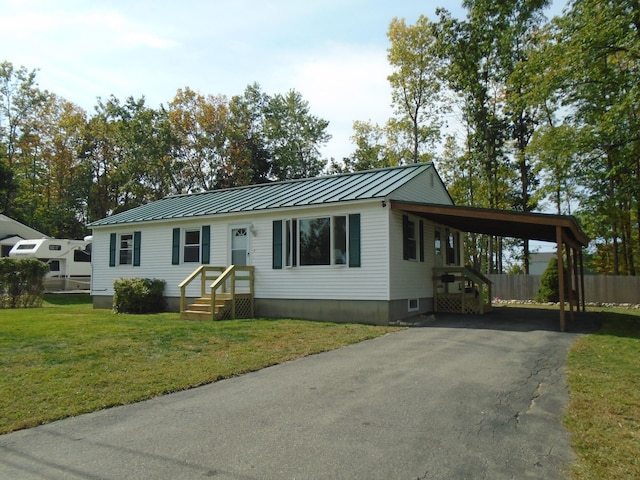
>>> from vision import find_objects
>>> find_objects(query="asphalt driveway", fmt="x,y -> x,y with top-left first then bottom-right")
0,307 -> 599,480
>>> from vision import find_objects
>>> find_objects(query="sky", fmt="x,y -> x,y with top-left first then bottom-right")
1,0 -> 566,162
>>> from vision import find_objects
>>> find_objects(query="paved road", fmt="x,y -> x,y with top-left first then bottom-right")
1,308 -> 598,480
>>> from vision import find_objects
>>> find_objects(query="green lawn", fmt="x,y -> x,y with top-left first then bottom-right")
0,294 -> 399,434
564,308 -> 640,480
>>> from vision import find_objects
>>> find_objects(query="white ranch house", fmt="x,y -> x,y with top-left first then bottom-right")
88,162 -> 588,328
89,163 -> 473,324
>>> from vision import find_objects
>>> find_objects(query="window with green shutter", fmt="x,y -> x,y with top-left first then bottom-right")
275,214 -> 361,268
172,228 -> 180,265
403,215 -> 417,261
109,233 -> 116,267
133,231 -> 141,266
272,220 -> 283,269
348,214 -> 361,267
201,225 -> 211,264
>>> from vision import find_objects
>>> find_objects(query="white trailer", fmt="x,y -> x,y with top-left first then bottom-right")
9,238 -> 92,290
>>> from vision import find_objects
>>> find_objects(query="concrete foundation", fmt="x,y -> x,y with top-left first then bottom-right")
92,295 -> 434,325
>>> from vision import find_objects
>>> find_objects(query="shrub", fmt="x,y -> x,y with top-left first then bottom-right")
0,257 -> 49,308
536,256 -> 569,303
113,278 -> 166,314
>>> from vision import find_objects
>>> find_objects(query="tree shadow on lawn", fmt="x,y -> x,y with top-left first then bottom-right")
590,311 -> 640,340
413,306 -> 603,335
43,293 -> 91,306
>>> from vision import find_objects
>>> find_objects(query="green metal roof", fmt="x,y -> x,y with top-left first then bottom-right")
88,163 -> 434,227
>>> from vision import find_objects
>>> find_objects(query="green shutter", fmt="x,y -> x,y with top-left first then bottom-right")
133,231 -> 141,266
172,228 -> 180,265
419,220 -> 424,262
272,220 -> 283,269
109,233 -> 116,267
348,214 -> 361,268
402,215 -> 409,260
201,225 -> 211,264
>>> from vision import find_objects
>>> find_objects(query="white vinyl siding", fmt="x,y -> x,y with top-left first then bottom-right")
389,168 -> 453,205
91,202 -> 390,301
389,210 -> 435,300
258,203 -> 389,301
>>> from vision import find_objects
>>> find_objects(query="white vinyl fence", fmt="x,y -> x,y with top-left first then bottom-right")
486,274 -> 640,305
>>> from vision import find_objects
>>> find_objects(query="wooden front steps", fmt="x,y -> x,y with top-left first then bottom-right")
179,265 -> 255,321
181,294 -> 232,321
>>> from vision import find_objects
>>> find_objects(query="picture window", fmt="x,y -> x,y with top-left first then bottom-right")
284,215 -> 350,267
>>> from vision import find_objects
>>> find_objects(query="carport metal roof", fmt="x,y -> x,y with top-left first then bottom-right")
391,201 -> 590,331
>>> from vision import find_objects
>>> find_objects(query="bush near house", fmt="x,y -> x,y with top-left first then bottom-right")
113,278 -> 166,314
0,257 -> 49,308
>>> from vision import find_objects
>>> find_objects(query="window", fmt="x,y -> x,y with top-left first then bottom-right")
16,243 -> 36,250
172,226 -> 209,265
408,298 -> 419,311
299,217 -> 331,265
403,215 -> 426,262
275,214 -> 360,269
49,244 -> 62,251
109,232 -> 140,267
403,216 -> 417,261
446,229 -> 460,265
74,248 -> 91,263
119,234 -> 133,265
48,260 -> 60,272
285,219 -> 297,267
435,230 -> 441,256
333,216 -> 347,265
183,229 -> 200,263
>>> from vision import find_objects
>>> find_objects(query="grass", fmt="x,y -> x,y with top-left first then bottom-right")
0,294 -> 399,434
564,308 -> 640,480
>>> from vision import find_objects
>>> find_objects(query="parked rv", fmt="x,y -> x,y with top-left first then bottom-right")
9,238 -> 92,291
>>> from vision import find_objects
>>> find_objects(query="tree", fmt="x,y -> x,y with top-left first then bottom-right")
0,62 -> 49,219
536,255 -> 567,302
523,0 -> 640,275
82,95 -> 176,220
0,157 -> 15,214
435,0 -> 549,273
387,15 -> 446,163
29,95 -> 90,237
338,120 -> 397,173
168,87 -> 230,192
264,89 -> 330,180
221,83 -> 272,187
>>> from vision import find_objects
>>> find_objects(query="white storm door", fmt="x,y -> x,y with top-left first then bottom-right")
231,226 -> 250,266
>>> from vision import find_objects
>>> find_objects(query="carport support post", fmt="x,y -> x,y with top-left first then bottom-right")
579,249 -> 586,312
556,226 -> 566,332
566,244 -> 575,322
571,246 -> 580,312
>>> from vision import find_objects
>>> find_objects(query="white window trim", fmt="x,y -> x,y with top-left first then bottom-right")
119,233 -> 134,266
408,298 -> 419,312
406,217 -> 417,261
183,228 -> 201,263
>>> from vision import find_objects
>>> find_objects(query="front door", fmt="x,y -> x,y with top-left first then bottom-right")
231,226 -> 250,266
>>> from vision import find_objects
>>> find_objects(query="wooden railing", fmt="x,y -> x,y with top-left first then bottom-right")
433,266 -> 492,314
179,265 -> 255,320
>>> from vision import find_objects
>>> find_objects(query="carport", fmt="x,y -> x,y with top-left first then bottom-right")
390,201 -> 590,331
